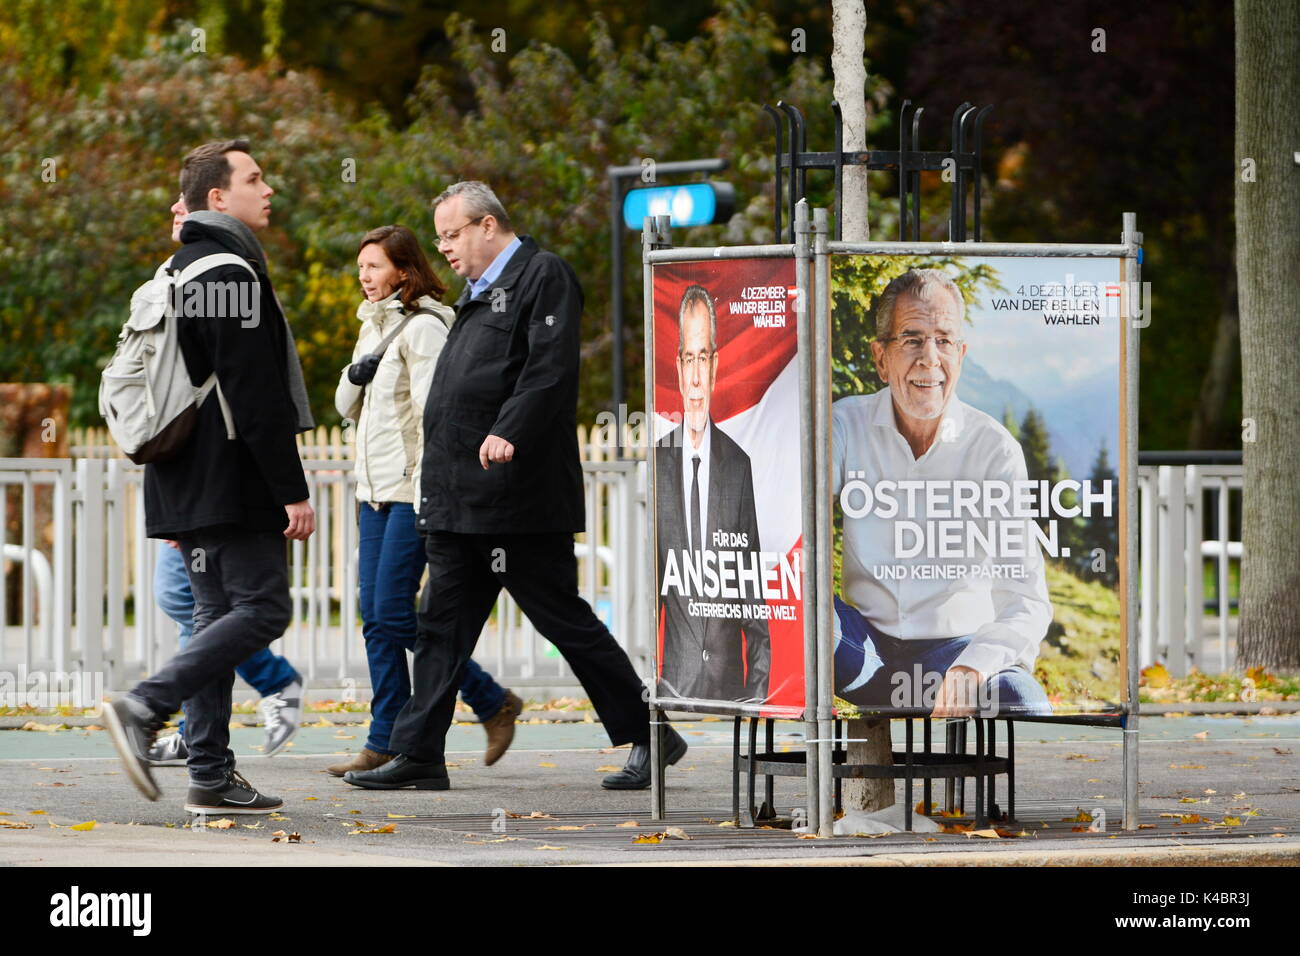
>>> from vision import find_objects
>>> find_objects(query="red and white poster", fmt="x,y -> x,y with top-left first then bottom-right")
650,258 -> 805,717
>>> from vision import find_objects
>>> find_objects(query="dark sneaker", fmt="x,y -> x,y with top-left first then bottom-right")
102,696 -> 164,801
259,680 -> 302,757
147,732 -> 189,767
184,770 -> 284,815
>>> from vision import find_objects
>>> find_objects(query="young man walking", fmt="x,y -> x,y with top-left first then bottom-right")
103,139 -> 315,814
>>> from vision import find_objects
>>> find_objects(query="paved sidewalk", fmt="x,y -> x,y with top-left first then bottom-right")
1,717 -> 1296,866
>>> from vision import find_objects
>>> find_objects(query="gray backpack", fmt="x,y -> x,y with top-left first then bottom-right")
99,253 -> 252,463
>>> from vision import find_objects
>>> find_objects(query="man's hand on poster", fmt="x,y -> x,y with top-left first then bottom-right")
931,665 -> 981,717
479,434 -> 515,469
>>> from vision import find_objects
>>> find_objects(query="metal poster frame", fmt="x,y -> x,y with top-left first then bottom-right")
643,209 -> 1142,835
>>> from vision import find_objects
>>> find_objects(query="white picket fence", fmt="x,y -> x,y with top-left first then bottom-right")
1,423 -> 651,700
0,447 -> 1242,703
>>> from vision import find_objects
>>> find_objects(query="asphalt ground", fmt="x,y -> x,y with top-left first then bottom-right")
1,717 -> 1297,866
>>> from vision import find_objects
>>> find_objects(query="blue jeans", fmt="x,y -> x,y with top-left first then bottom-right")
154,542 -> 300,738
833,595 -> 1052,716
359,502 -> 505,754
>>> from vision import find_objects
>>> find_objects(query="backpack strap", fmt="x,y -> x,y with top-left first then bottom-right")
175,252 -> 257,286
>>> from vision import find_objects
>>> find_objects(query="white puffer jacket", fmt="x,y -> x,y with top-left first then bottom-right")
334,291 -> 454,504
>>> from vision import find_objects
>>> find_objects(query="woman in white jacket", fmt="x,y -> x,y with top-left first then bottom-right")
330,225 -> 521,777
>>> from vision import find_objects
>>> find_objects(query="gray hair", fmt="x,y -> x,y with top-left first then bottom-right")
677,285 -> 717,354
874,269 -> 965,340
431,181 -> 513,232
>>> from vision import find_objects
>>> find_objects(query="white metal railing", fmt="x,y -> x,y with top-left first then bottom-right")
1,455 -> 649,697
1,455 -> 1240,698
1137,463 -> 1243,676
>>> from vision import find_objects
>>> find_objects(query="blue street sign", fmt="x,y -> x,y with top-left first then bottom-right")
621,182 -> 735,230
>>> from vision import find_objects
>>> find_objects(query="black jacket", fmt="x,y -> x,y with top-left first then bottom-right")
143,219 -> 309,538
655,420 -> 770,702
416,237 -> 585,534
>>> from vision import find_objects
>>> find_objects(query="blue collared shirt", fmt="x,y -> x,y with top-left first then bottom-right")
469,236 -> 522,300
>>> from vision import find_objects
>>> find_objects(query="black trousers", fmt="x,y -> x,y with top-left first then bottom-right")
132,526 -> 292,780
389,531 -> 650,764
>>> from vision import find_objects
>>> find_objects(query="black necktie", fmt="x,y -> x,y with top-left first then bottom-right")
690,455 -> 702,552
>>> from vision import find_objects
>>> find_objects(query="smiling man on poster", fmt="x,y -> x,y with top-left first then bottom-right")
831,269 -> 1053,717
657,284 -> 770,703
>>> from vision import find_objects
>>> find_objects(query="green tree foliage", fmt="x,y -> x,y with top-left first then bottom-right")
0,5 -> 838,427
0,28 -> 365,424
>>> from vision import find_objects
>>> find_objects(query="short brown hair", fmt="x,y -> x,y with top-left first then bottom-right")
358,225 -> 446,310
180,139 -> 252,212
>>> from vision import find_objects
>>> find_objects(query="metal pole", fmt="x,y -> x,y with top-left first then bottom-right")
644,214 -> 665,820
1122,211 -> 1143,831
812,206 -> 835,839
793,200 -> 819,836
610,172 -> 625,440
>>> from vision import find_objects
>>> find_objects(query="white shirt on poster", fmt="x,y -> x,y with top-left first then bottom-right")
680,420 -> 712,551
830,388 -> 1052,678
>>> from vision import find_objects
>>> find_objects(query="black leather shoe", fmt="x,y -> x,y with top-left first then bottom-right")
343,754 -> 450,790
601,726 -> 688,790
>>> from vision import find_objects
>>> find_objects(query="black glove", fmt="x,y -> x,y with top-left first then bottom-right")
347,353 -> 382,385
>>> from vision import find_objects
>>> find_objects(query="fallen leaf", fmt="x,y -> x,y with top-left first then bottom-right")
505,811 -> 553,819
1138,824 -> 1157,829
1193,731 -> 1209,739
1064,808 -> 1093,823
386,813 -> 416,819
717,820 -> 736,828
1203,789 -> 1217,795
304,797 -> 318,801
1170,764 -> 1206,770
965,828 -> 1001,838
938,822 -> 974,834
1142,663 -> 1172,688
595,766 -> 622,772
0,820 -> 35,829
633,833 -> 663,844
535,844 -> 565,850
29,810 -> 46,815
351,823 -> 396,834
796,833 -> 821,840
1221,816 -> 1243,827
538,762 -> 556,768
271,831 -> 302,843
205,819 -> 235,830
615,821 -> 640,828
1179,797 -> 1206,804
664,826 -> 691,841
544,825 -> 589,831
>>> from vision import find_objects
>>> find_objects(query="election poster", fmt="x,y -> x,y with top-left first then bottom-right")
829,255 -> 1128,717
650,258 -> 806,717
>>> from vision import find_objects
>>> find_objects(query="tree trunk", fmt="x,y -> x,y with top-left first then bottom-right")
1235,0 -> 1300,672
832,0 -> 894,810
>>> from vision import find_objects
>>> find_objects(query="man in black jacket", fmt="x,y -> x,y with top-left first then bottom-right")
656,286 -> 770,703
344,181 -> 686,792
103,140 -> 315,814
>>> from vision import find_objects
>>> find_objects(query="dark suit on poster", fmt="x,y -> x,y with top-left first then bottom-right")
656,420 -> 770,702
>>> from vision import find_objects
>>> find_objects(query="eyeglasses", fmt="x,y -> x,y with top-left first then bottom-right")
881,332 -> 964,355
678,350 -> 715,371
435,217 -> 484,245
